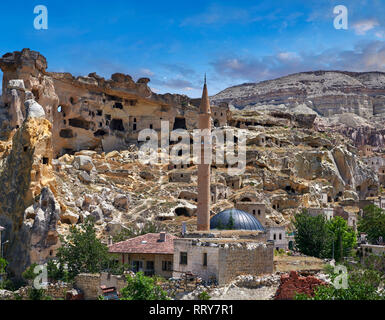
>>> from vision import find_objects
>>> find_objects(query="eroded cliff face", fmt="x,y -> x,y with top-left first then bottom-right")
0,49 -> 215,158
212,71 -> 385,116
212,71 -> 385,150
0,113 -> 58,278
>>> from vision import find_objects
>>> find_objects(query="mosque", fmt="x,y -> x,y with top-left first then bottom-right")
172,79 -> 274,285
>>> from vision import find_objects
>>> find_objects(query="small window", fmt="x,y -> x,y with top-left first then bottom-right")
133,124 -> 137,131
258,209 -> 261,215
146,261 -> 154,271
180,252 -> 188,265
203,253 -> 207,266
279,234 -> 282,240
150,124 -> 153,129
252,210 -> 256,215
97,110 -> 103,116
42,157 -> 49,165
162,261 -> 172,271
274,234 -> 276,240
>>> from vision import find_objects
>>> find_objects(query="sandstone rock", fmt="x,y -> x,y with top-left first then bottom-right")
60,211 -> 80,225
78,171 -> 92,184
73,155 -> 94,172
8,79 -> 25,90
25,99 -> 45,119
90,206 -> 104,222
113,194 -> 130,210
101,202 -> 114,217
139,170 -> 155,181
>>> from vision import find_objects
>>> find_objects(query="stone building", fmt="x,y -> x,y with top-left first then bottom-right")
308,207 -> 334,221
266,226 -> 288,250
168,170 -> 193,183
334,207 -> 358,231
173,236 -> 273,286
235,201 -> 266,226
358,244 -> 385,258
108,232 -> 177,278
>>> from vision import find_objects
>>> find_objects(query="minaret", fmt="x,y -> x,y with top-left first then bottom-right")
197,75 -> 211,231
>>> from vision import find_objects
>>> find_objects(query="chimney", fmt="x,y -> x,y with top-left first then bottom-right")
159,232 -> 166,242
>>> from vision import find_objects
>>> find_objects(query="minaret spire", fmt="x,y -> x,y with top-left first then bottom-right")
197,76 -> 211,232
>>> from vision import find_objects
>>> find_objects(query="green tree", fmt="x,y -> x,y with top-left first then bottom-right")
120,272 -> 169,300
57,217 -> 109,280
296,258 -> 385,300
227,213 -> 235,230
292,210 -> 329,258
358,205 -> 385,244
326,216 -> 356,262
0,257 -> 8,274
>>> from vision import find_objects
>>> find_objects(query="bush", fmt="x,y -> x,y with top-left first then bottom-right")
120,272 -> 169,300
57,217 -> 109,280
28,288 -> 52,301
0,257 -> 8,274
198,291 -> 211,300
22,263 -> 39,281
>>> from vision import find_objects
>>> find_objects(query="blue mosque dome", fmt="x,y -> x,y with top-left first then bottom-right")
210,208 -> 265,231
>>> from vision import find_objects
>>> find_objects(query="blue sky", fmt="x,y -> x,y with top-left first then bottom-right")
1,0 -> 385,97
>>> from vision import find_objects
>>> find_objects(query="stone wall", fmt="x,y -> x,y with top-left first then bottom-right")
173,238 -> 274,286
217,242 -> 274,285
74,273 -> 127,300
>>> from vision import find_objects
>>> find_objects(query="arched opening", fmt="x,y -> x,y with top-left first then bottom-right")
173,117 -> 187,130
240,197 -> 252,202
213,120 -> 220,127
94,129 -> 108,137
113,102 -> 123,109
175,207 -> 191,217
60,129 -> 74,139
110,119 -> 125,131
69,118 -> 91,130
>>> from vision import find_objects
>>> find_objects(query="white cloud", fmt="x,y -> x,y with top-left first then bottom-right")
140,68 -> 154,77
352,19 -> 379,35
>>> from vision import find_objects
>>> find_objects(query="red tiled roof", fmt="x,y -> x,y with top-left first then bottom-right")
108,233 -> 178,255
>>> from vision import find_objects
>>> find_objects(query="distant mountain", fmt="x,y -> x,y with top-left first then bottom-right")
211,71 -> 385,118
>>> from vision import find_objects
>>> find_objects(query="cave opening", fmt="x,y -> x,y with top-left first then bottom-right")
94,129 -> 108,137
173,117 -> 187,130
60,129 -> 74,138
175,207 -> 191,217
110,119 -> 125,131
69,118 -> 91,130
113,102 -> 123,109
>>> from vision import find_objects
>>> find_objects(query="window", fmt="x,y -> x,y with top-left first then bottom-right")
258,209 -> 261,215
150,124 -> 153,129
42,157 -> 49,165
146,261 -> 154,271
252,210 -> 256,215
273,234 -> 276,240
203,253 -> 207,266
132,261 -> 143,272
162,261 -> 172,271
279,234 -> 282,240
133,124 -> 137,131
180,252 -> 188,265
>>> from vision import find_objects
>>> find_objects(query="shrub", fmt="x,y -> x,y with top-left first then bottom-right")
120,272 -> 169,300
